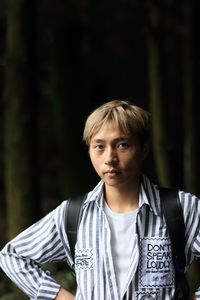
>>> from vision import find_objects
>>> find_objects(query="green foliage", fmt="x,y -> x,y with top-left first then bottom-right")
55,271 -> 77,295
0,293 -> 27,300
43,262 -> 77,294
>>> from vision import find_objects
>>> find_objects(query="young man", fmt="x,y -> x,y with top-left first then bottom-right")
0,99 -> 199,299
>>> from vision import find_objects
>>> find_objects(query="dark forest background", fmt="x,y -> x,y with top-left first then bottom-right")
0,0 -> 200,298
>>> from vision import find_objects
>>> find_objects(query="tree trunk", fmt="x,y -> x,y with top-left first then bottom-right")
4,0 -> 40,240
183,0 -> 198,194
147,3 -> 172,187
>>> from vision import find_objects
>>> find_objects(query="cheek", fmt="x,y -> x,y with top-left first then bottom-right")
89,154 -> 101,171
90,159 -> 103,178
123,151 -> 143,168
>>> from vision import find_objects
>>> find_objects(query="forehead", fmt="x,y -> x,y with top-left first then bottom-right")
90,121 -> 128,142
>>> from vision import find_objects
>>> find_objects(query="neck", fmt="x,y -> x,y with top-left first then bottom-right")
104,179 -> 141,213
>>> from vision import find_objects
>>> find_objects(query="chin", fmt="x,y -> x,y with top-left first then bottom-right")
104,179 -> 123,187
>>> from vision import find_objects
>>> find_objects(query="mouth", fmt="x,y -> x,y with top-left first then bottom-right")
104,169 -> 121,178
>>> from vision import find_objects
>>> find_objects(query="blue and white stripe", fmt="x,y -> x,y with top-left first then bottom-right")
0,175 -> 200,299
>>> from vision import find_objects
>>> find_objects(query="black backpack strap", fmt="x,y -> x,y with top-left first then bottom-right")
159,187 -> 190,300
65,193 -> 87,264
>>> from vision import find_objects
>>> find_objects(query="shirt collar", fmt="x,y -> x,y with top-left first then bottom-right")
84,180 -> 104,207
84,175 -> 161,216
140,174 -> 161,216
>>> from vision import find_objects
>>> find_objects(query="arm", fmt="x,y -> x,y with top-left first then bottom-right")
0,201 -> 73,299
182,192 -> 200,299
190,213 -> 200,300
56,287 -> 75,300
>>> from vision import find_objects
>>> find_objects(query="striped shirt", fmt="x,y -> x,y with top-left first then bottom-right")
0,175 -> 200,299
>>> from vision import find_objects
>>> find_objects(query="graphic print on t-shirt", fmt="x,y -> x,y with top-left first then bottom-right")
139,237 -> 174,288
75,248 -> 94,270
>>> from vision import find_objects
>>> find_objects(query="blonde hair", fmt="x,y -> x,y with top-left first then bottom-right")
83,99 -> 151,145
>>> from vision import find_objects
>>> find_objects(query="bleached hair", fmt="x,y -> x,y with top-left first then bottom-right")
83,99 -> 151,145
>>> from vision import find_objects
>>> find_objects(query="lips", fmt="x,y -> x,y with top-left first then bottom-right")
104,169 -> 120,177
104,169 -> 118,173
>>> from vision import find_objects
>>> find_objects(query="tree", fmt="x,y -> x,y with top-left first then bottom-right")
183,0 -> 198,194
147,1 -> 172,187
4,0 -> 40,240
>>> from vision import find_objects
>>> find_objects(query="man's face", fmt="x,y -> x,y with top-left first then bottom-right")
89,121 -> 147,189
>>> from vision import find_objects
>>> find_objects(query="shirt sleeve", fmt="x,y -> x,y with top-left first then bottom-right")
180,192 -> 200,299
191,198 -> 200,299
0,200 -> 73,299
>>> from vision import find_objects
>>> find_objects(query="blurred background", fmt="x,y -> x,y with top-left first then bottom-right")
0,0 -> 200,298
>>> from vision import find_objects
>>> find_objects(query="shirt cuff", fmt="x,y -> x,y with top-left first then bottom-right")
35,277 -> 61,299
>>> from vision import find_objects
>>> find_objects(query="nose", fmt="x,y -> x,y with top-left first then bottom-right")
105,158 -> 118,166
105,148 -> 118,165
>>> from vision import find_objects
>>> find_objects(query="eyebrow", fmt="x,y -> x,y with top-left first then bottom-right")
91,136 -> 129,144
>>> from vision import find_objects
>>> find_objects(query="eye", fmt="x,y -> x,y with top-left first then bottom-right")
94,144 -> 104,151
117,142 -> 129,150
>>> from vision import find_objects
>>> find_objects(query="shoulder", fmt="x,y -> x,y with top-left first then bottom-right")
178,190 -> 200,209
178,191 -> 200,228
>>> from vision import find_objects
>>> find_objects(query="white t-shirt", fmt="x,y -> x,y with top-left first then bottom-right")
104,202 -> 139,299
